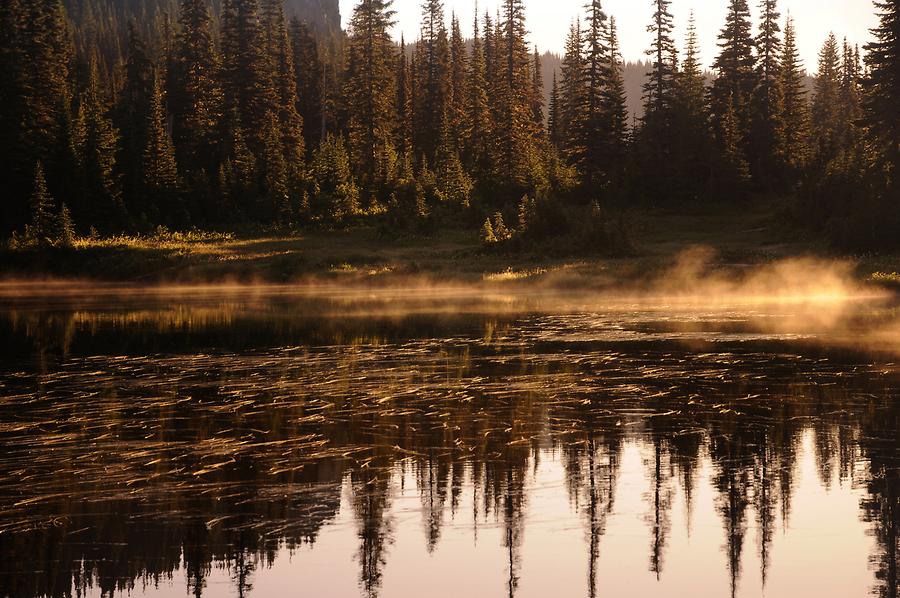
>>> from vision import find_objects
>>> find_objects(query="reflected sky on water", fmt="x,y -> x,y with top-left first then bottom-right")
1,287 -> 899,598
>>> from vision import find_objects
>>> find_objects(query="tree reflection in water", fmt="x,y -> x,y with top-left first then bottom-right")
0,296 -> 898,597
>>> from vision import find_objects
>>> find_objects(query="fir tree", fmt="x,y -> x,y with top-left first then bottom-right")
289,19 -> 325,154
779,16 -> 810,178
57,202 -> 75,247
838,39 -> 863,150
559,20 -> 585,160
749,0 -> 787,186
466,12 -> 490,173
397,36 -> 414,168
480,216 -> 497,244
812,33 -> 842,164
435,119 -> 473,207
263,0 -> 306,204
863,0 -> 900,173
671,12 -> 714,199
71,60 -> 124,231
312,133 -> 360,221
449,13 -> 469,145
491,0 -> 540,192
169,0 -> 223,174
3,0 -> 71,228
221,110 -> 258,217
28,162 -> 57,247
644,0 -> 676,117
719,92 -> 752,193
117,23 -> 155,203
603,17 -> 629,186
548,72 -> 561,149
711,0 -> 758,163
221,0 -> 277,149
531,47 -> 545,130
415,0 -> 451,162
262,111 -> 291,223
492,211 -> 510,240
142,73 -> 181,224
344,0 -> 397,189
575,0 -> 610,189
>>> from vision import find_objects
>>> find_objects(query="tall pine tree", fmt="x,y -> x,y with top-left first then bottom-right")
749,0 -> 787,186
169,0 -> 223,176
779,16 -> 810,178
141,72 -> 182,226
711,0 -> 757,181
344,0 -> 398,190
863,0 -> 900,174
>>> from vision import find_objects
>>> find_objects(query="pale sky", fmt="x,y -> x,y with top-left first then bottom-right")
339,0 -> 879,73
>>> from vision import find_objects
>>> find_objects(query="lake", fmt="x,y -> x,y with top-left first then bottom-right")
1,284 -> 899,598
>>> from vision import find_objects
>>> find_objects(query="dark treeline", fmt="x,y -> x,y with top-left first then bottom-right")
1,0 -> 898,249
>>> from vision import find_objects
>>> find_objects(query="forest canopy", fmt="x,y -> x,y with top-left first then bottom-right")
1,0 -> 898,250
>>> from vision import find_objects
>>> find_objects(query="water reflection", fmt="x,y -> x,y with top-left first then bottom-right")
0,291 -> 898,597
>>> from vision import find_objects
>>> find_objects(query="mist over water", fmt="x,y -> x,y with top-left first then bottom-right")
1,259 -> 900,598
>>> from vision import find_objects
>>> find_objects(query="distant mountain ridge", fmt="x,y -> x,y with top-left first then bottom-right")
284,0 -> 341,34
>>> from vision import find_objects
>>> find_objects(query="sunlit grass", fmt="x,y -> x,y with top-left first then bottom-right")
483,268 -> 548,282
71,227 -> 236,254
871,272 -> 900,287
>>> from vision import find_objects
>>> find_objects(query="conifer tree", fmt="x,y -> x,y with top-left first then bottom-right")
492,211 -> 510,240
531,47 -> 545,130
548,72 -> 562,149
575,0 -> 610,189
711,0 -> 757,165
466,12 -> 490,173
169,0 -> 223,174
449,14 -> 469,145
480,216 -> 497,245
344,0 -> 397,189
838,39 -> 862,150
749,0 -> 787,186
312,133 -> 360,221
221,0 -> 277,149
812,33 -> 842,164
559,20 -> 585,160
262,111 -> 291,223
28,162 -> 57,247
262,0 -> 306,203
57,202 -> 75,247
483,12 -> 496,90
118,24 -> 155,203
142,73 -> 181,224
718,92 -> 752,192
670,12 -> 714,199
3,0 -> 71,227
289,19 -> 324,154
397,36 -> 415,169
415,0 -> 451,163
637,0 -> 678,197
495,0 -> 540,191
644,0 -> 676,117
863,0 -> 900,173
221,110 -> 258,216
779,16 -> 810,178
71,61 -> 124,231
435,131 -> 473,208
603,17 -> 629,186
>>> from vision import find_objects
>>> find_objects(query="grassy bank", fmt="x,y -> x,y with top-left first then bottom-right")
3,198 -> 899,288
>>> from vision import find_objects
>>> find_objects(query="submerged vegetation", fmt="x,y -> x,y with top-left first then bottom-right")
3,289 -> 900,597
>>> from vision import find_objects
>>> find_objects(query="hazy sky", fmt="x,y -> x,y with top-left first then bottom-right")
339,0 -> 879,73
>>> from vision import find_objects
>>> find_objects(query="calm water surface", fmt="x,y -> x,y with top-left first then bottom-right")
1,286 -> 900,598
